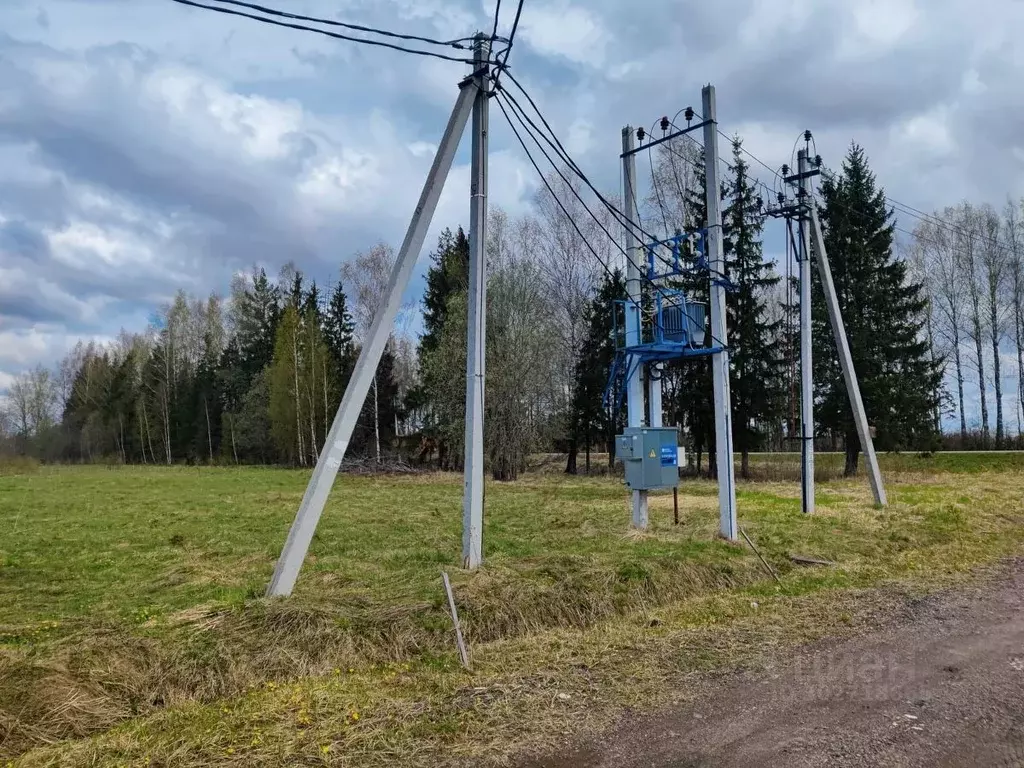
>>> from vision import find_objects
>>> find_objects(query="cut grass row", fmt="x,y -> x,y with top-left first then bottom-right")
1,461 -> 1023,765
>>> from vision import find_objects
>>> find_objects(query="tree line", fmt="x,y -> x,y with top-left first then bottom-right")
2,140 -> 946,476
909,198 -> 1024,448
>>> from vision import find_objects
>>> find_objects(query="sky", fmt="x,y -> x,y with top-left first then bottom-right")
1,0 -> 1023,430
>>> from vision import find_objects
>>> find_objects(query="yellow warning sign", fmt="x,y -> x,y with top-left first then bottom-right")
648,449 -> 656,459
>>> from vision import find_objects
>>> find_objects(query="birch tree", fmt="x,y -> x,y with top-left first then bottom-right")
341,243 -> 403,463
954,203 -> 990,444
1006,199 -> 1024,436
978,204 -> 1010,446
532,170 -> 602,473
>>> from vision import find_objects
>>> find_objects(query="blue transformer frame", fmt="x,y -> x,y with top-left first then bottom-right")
603,228 -> 731,415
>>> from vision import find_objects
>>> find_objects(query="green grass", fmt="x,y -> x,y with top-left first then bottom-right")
2,461 -> 1024,766
742,450 -> 1024,475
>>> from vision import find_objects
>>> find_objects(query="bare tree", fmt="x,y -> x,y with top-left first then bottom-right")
57,342 -> 89,416
646,136 -> 703,233
953,203 -> 990,445
7,374 -> 32,437
917,218 -> 962,438
341,243 -> 409,463
1005,199 -> 1024,438
532,169 -> 604,473
977,205 -> 1011,446
904,237 -> 944,433
7,366 -> 59,453
486,209 -> 558,480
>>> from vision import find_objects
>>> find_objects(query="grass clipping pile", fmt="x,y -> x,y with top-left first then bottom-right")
2,463 -> 1023,766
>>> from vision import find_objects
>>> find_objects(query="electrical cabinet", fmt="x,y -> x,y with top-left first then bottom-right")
616,426 -> 679,490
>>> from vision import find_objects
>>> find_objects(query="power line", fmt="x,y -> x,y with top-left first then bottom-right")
495,90 -> 640,276
495,88 -> 731,345
501,0 -> 525,65
202,0 -> 477,48
721,131 -> 994,262
725,135 -> 1021,257
496,96 -> 730,351
645,122 -> 672,237
166,0 -> 477,63
490,0 -> 503,43
658,120 -> 779,209
498,73 -> 662,248
817,165 -> 1020,256
491,0 -> 525,88
496,90 -> 689,296
493,92 -> 624,289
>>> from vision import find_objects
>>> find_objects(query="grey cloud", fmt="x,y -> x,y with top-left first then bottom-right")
3,0 -> 1024,394
0,21 -> 475,387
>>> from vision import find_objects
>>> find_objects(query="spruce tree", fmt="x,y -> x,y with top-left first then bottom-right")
416,227 -> 470,467
302,281 -> 321,320
323,280 -> 356,378
814,144 -> 942,475
572,269 -> 627,472
722,138 -> 784,478
420,227 -> 470,357
235,268 -> 281,383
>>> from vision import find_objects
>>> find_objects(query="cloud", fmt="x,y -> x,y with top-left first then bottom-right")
518,2 -> 610,67
3,0 -> 1024,437
0,23 -> 525,386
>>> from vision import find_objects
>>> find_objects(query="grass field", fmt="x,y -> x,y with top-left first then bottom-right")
2,454 -> 1023,766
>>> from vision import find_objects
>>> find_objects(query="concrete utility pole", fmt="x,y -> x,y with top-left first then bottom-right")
808,201 -> 888,506
701,85 -> 738,541
621,126 -> 648,530
797,149 -> 815,515
266,59 -> 480,598
462,35 -> 490,569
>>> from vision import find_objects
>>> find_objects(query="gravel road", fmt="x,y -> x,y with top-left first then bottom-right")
526,564 -> 1024,767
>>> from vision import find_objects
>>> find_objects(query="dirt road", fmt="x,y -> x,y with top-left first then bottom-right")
527,565 -> 1024,767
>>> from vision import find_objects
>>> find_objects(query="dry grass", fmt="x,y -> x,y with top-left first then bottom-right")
2,461 -> 1024,766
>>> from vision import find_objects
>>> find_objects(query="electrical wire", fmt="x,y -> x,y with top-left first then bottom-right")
200,0 -> 478,48
784,218 -> 796,435
503,0 -> 525,58
727,136 -> 1021,257
497,92 -> 697,304
491,0 -> 525,87
646,120 -> 672,237
498,76 -> 754,295
494,93 -> 622,289
496,89 -> 644,280
661,122 -> 778,211
491,0 -> 502,42
166,0 -> 477,63
662,141 -> 691,227
495,89 -> 732,350
498,74 -> 663,249
817,164 -> 1020,256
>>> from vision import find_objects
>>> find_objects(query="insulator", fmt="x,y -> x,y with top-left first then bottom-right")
781,164 -> 789,176
636,126 -> 646,142
756,195 -> 764,209
660,116 -> 670,132
804,129 -> 812,142
684,106 -> 694,124
815,154 -> 823,168
777,192 -> 785,205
